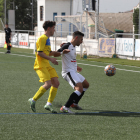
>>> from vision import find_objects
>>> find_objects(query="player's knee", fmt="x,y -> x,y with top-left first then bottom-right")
55,81 -> 60,88
79,88 -> 83,93
43,82 -> 51,89
86,82 -> 89,89
83,80 -> 89,89
51,78 -> 59,88
52,80 -> 60,88
75,83 -> 83,93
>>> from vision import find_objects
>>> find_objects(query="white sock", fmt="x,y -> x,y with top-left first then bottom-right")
64,106 -> 69,109
74,90 -> 81,96
32,98 -> 36,102
47,102 -> 52,106
83,88 -> 88,91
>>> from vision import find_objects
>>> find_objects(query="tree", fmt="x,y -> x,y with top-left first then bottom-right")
133,8 -> 139,36
15,0 -> 37,30
0,0 -> 37,30
0,0 -> 4,30
0,0 -> 4,21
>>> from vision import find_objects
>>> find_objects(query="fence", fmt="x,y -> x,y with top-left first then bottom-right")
1,30 -> 140,60
99,33 -> 140,60
0,30 -> 44,54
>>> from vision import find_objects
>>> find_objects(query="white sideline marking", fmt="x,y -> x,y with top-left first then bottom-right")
77,63 -> 140,73
0,52 -> 36,58
1,52 -> 140,73
77,59 -> 140,69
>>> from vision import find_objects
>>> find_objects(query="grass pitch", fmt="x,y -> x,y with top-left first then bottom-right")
0,48 -> 140,140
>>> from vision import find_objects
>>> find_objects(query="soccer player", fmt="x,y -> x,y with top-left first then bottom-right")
57,31 -> 89,113
4,23 -> 12,53
28,21 -> 70,113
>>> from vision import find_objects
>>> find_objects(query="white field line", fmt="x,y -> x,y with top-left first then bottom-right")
1,52 -> 140,73
0,52 -> 36,58
77,59 -> 140,69
77,63 -> 140,73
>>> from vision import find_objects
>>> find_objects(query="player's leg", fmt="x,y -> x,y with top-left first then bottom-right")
72,79 -> 89,105
5,38 -> 9,53
70,73 -> 89,109
7,38 -> 11,53
44,77 -> 59,113
44,67 -> 59,113
60,72 -> 83,113
28,68 -> 51,112
47,77 -> 59,104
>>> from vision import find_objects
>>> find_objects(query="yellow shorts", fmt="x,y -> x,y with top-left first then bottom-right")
35,66 -> 58,83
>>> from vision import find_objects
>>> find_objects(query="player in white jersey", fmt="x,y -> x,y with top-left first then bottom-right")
57,31 -> 89,113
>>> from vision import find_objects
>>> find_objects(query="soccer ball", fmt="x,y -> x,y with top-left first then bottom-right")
104,65 -> 116,76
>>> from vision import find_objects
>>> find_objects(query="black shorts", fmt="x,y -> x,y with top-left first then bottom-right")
6,37 -> 11,43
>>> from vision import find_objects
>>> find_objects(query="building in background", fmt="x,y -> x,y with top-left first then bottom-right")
37,0 -> 73,32
37,0 -> 95,32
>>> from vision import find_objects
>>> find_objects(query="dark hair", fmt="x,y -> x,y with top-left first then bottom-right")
43,21 -> 56,31
73,31 -> 84,38
5,23 -> 8,25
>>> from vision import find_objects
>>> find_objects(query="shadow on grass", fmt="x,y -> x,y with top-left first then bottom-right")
74,110 -> 140,117
53,102 -> 140,117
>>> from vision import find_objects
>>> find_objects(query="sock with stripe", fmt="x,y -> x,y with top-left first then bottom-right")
74,88 -> 88,104
65,91 -> 81,108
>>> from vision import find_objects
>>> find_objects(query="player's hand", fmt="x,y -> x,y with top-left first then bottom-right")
60,43 -> 66,47
50,58 -> 58,65
77,67 -> 82,72
63,49 -> 70,54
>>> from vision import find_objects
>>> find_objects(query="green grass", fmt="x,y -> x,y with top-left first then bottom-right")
77,55 -> 140,67
0,48 -> 140,139
0,47 -> 34,55
1,47 -> 140,67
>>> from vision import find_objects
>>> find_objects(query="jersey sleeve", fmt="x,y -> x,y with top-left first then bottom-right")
37,37 -> 46,52
57,43 -> 70,52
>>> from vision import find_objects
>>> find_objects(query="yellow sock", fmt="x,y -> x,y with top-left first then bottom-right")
33,86 -> 47,101
47,86 -> 58,103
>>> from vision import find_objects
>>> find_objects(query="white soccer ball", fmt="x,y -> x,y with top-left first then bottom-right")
104,65 -> 116,76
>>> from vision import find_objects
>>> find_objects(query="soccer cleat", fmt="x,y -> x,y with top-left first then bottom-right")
44,105 -> 57,113
5,51 -> 10,54
60,106 -> 74,113
28,98 -> 36,112
71,103 -> 83,110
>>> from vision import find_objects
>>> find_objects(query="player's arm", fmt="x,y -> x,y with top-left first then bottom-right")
37,37 -> 58,65
54,43 -> 70,57
37,51 -> 58,65
77,66 -> 82,72
9,29 -> 12,40
49,49 -> 70,57
49,51 -> 61,57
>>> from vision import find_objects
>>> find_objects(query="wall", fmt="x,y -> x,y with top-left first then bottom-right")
37,0 -> 72,32
37,0 -> 46,32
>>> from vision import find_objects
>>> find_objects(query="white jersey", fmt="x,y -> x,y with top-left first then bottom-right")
57,42 -> 77,73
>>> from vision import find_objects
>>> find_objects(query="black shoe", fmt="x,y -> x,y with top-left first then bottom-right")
5,51 -> 11,54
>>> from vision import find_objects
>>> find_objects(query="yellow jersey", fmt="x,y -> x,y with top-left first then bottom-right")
34,34 -> 52,69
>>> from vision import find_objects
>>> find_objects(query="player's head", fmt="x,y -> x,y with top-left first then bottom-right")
5,23 -> 8,28
72,31 -> 84,46
43,21 -> 56,36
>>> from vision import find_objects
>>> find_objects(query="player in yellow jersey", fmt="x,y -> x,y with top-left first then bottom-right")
28,21 -> 70,113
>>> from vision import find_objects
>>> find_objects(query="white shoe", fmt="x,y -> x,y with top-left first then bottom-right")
60,106 -> 74,114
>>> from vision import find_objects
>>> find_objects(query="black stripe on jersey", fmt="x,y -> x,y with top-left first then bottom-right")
67,72 -> 76,86
57,42 -> 71,52
37,51 -> 43,52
